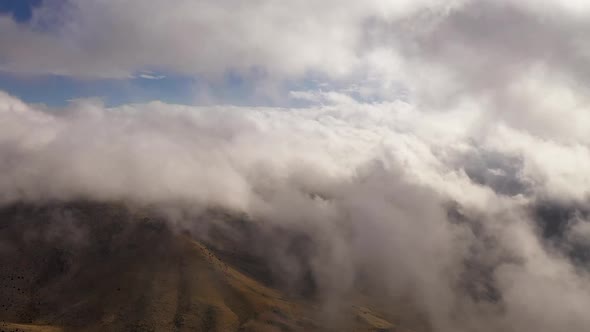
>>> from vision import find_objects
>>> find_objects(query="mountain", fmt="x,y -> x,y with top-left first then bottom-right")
0,202 -> 400,332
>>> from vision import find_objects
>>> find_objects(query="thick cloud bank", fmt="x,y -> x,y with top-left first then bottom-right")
1,90 -> 590,331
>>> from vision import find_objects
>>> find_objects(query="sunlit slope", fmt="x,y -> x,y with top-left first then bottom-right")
0,322 -> 62,332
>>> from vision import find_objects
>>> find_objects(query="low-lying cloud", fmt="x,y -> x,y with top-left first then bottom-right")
1,90 -> 590,331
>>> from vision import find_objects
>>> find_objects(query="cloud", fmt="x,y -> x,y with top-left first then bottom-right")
1,91 -> 590,331
2,1 -> 590,110
0,0 -> 453,79
137,73 -> 166,80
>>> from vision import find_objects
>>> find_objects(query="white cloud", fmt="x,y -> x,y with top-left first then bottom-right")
138,73 -> 166,80
1,91 -> 590,330
0,0 -> 453,79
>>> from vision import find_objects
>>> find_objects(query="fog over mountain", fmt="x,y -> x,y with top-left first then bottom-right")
1,1 -> 590,331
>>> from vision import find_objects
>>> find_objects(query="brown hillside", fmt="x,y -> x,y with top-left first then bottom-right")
0,202 -> 399,332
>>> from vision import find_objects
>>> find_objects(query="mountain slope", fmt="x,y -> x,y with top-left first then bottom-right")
0,202 -> 397,332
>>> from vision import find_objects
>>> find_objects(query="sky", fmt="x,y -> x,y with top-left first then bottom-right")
2,1 -> 590,331
0,0 -> 42,22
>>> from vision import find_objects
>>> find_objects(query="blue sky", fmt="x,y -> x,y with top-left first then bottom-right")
0,0 -> 42,23
0,71 -> 201,106
0,69 -> 331,108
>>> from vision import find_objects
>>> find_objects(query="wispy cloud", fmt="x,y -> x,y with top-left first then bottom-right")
137,73 -> 166,80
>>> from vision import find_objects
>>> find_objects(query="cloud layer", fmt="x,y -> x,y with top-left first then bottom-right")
1,0 -> 589,91
0,0 -> 443,78
1,89 -> 590,331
